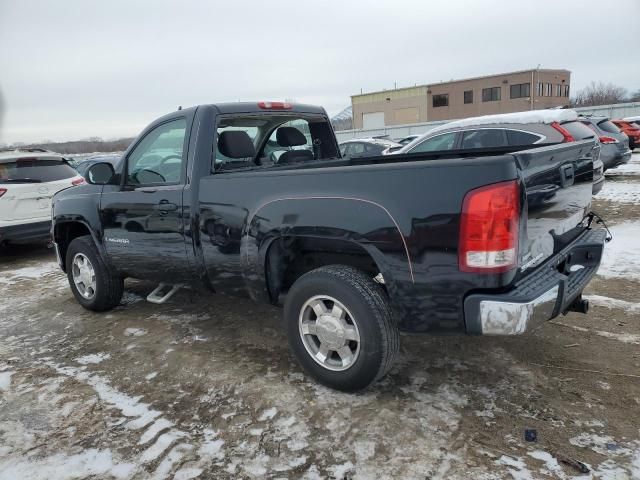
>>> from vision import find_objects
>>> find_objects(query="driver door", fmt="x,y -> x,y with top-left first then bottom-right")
100,118 -> 189,281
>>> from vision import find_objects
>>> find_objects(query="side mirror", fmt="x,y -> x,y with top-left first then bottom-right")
86,162 -> 116,185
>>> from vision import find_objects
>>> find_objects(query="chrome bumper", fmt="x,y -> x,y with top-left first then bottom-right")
478,285 -> 559,335
464,228 -> 607,335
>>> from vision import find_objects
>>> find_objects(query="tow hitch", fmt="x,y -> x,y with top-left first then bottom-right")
564,296 -> 589,315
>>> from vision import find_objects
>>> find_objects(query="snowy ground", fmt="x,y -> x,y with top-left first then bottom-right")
0,153 -> 639,479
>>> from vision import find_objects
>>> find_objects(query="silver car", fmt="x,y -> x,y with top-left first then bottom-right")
578,116 -> 632,170
391,109 -> 605,193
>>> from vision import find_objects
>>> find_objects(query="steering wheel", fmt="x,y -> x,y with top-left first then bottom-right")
160,154 -> 182,165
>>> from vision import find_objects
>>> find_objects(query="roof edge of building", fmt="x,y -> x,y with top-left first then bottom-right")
352,68 -> 571,98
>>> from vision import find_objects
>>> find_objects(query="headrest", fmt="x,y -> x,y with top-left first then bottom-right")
218,130 -> 256,158
276,127 -> 307,147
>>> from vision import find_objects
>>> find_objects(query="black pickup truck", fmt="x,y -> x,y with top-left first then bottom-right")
52,102 -> 607,391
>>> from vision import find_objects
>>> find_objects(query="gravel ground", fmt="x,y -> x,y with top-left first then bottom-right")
0,154 -> 639,480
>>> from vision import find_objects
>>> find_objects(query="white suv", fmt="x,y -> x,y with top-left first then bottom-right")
0,150 -> 84,245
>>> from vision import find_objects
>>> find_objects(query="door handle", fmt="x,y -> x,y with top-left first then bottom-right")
154,201 -> 178,212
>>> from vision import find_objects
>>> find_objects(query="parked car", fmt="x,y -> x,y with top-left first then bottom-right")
623,115 -> 640,125
578,116 -> 632,170
611,119 -> 640,150
52,102 -> 605,391
0,150 -> 84,245
339,138 -> 401,157
390,109 -> 605,194
75,155 -> 122,179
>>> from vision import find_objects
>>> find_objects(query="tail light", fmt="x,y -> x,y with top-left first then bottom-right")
459,180 -> 520,273
599,136 -> 619,144
551,122 -> 575,142
258,101 -> 292,110
0,188 -> 6,198
71,177 -> 85,186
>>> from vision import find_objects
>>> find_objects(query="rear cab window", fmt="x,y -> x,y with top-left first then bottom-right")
0,157 -> 77,183
213,113 -> 338,171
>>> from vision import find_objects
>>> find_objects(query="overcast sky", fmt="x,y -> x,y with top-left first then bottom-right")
1,0 -> 639,144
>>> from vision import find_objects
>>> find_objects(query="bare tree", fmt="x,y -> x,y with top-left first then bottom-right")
629,89 -> 640,103
572,81 -> 628,107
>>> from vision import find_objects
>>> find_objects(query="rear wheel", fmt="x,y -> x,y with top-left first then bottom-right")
284,265 -> 399,391
66,236 -> 123,311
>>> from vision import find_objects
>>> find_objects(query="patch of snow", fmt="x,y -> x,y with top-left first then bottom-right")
604,154 -> 640,176
597,381 -> 611,391
555,322 -> 640,345
145,372 -> 158,380
75,353 -> 111,365
528,450 -> 564,478
198,429 -> 224,460
0,448 -> 135,480
585,294 -> 640,313
0,371 -> 13,391
45,361 -> 162,430
497,455 -> 534,480
570,433 -> 631,456
174,467 -> 204,480
258,407 -> 278,421
328,461 -> 355,479
139,418 -> 174,445
151,443 -> 192,479
0,262 -> 60,285
597,222 -> 640,281
243,453 -> 271,476
595,179 -> 640,204
124,328 -> 147,337
140,431 -> 186,463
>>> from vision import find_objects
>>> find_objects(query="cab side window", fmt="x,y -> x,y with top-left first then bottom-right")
127,119 -> 187,186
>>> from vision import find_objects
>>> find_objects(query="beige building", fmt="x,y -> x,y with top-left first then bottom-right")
351,69 -> 571,129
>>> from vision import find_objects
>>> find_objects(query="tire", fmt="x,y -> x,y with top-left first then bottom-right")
284,265 -> 399,391
65,235 -> 124,311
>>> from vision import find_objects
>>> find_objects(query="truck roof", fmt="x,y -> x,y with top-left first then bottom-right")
166,102 -> 328,117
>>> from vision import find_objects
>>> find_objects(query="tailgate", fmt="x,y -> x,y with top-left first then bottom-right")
513,140 -> 596,274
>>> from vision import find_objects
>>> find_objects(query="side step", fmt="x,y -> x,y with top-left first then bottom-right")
147,283 -> 183,304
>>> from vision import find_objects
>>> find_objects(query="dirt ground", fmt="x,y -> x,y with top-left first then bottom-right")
1,155 -> 639,480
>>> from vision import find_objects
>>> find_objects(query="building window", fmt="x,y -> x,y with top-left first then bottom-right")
537,82 -> 544,97
482,87 -> 501,102
563,85 -> 570,97
510,83 -> 531,99
546,83 -> 552,97
432,94 -> 449,108
556,84 -> 562,97
464,90 -> 473,104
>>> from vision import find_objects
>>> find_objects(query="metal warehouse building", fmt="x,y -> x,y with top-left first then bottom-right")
351,68 -> 571,129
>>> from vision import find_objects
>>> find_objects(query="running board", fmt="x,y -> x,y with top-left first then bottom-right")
147,283 -> 182,304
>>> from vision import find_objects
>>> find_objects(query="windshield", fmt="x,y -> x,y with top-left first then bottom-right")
0,158 -> 77,183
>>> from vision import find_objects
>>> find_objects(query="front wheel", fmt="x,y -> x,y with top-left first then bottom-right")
284,265 -> 399,391
66,236 -> 124,311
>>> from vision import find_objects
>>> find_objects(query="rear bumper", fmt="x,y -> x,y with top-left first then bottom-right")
464,228 -> 607,335
0,220 -> 52,244
601,149 -> 632,169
